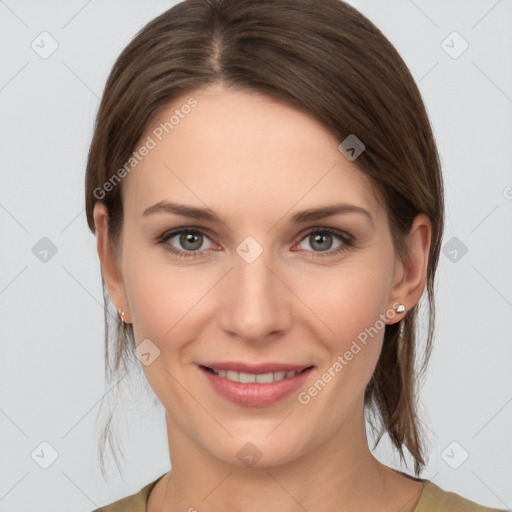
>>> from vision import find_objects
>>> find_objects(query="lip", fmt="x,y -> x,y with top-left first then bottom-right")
200,361 -> 311,373
198,363 -> 314,407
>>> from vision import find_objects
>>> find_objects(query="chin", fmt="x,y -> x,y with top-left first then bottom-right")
202,432 -> 310,470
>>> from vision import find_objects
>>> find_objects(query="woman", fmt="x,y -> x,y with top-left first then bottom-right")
86,0 -> 506,510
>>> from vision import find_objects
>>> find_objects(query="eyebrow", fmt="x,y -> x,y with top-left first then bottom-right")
142,200 -> 374,227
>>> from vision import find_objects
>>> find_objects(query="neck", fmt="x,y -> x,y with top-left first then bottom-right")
148,403 -> 423,512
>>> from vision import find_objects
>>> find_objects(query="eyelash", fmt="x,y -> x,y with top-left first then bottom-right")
156,226 -> 355,259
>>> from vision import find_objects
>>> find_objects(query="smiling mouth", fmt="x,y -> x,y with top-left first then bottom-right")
201,365 -> 313,384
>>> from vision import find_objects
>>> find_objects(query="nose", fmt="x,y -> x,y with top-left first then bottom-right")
217,247 -> 292,344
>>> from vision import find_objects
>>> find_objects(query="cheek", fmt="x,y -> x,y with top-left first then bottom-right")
295,257 -> 391,340
293,256 -> 392,400
121,226 -> 211,337
123,257 -> 205,410
295,267 -> 389,420
126,263 -> 206,342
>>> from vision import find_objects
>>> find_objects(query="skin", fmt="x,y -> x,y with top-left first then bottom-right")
94,84 -> 431,512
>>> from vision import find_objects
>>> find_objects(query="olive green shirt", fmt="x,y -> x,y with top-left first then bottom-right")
91,473 -> 508,511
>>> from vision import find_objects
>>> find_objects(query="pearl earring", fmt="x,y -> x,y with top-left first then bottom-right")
396,303 -> 406,339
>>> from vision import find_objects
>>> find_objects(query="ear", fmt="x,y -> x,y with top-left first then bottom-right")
386,213 -> 432,324
93,202 -> 132,323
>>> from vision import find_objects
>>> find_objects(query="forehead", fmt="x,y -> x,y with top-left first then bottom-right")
122,85 -> 382,225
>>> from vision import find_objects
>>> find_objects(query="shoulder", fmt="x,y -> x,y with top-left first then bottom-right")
416,480 -> 509,512
90,474 -> 166,512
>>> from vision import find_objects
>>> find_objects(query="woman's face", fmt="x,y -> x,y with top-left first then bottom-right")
96,84 -> 427,468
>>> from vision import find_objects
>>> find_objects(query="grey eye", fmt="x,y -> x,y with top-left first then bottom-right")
166,230 -> 213,252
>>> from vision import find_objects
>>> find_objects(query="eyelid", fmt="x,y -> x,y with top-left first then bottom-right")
158,225 -> 216,242
295,226 -> 354,256
300,225 -> 354,241
156,226 -> 217,251
158,224 -> 353,242
156,225 -> 355,258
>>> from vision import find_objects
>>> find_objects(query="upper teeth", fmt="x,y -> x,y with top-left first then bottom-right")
211,369 -> 299,383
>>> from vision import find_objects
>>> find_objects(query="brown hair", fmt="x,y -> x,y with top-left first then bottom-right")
85,0 -> 444,479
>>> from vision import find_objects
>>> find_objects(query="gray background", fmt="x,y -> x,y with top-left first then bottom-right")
1,0 -> 511,510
